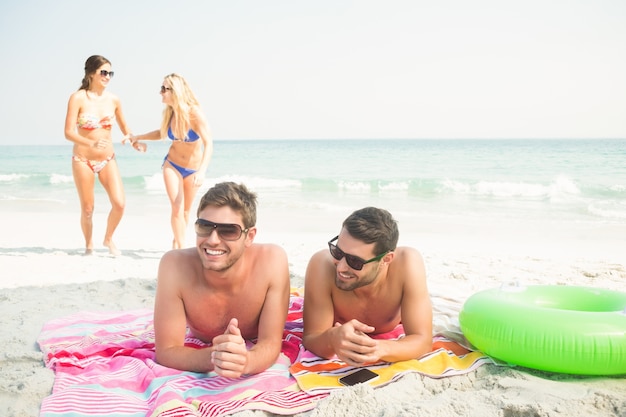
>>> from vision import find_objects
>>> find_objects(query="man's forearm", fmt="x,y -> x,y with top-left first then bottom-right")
156,345 -> 216,373
245,340 -> 282,375
378,334 -> 432,363
302,331 -> 336,359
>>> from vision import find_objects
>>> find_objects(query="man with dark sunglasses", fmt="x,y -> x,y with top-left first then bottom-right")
302,207 -> 433,366
153,182 -> 290,378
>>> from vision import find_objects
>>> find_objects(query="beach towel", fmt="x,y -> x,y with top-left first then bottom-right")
37,295 -> 324,417
289,332 -> 492,395
38,291 -> 491,416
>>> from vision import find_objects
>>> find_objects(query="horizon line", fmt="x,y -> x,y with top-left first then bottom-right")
3,137 -> 626,146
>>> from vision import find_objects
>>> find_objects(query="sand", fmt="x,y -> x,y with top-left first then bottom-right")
1,209 -> 625,417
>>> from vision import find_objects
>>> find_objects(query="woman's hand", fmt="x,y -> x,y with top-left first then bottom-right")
122,134 -> 147,152
133,142 -> 147,152
92,137 -> 112,150
193,169 -> 206,187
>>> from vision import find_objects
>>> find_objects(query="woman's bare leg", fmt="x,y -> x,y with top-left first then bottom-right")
182,174 -> 202,239
98,159 -> 125,255
72,160 -> 96,255
163,164 -> 186,249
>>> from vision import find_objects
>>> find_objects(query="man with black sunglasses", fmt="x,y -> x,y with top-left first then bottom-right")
302,207 -> 433,366
153,182 -> 290,378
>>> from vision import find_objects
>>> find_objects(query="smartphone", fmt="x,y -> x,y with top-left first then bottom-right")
338,368 -> 379,386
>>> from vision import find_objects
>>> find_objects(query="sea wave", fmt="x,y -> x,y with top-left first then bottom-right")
50,174 -> 73,184
0,173 -> 28,182
0,195 -> 67,204
441,175 -> 581,200
587,200 -> 626,220
215,175 -> 301,190
141,173 -> 302,194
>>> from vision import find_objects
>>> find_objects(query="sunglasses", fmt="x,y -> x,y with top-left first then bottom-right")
160,85 -> 172,94
328,236 -> 389,270
195,218 -> 249,241
99,70 -> 114,78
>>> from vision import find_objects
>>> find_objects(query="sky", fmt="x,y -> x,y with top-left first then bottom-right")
1,0 -> 625,145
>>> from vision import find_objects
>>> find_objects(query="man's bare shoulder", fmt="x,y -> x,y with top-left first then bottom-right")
306,248 -> 330,266
389,246 -> 425,273
158,248 -> 199,281
249,242 -> 287,255
388,246 -> 427,287
393,246 -> 423,260
304,249 -> 334,286
244,243 -> 289,279
161,247 -> 198,263
246,242 -> 287,264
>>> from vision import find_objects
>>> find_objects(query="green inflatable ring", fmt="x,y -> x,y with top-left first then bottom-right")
459,284 -> 626,375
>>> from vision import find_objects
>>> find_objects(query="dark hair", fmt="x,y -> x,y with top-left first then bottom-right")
197,182 -> 257,228
342,207 -> 399,254
79,55 -> 111,90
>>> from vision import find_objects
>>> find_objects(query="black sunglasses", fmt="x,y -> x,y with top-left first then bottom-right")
99,70 -> 114,78
328,236 -> 389,270
195,218 -> 249,241
160,85 -> 172,93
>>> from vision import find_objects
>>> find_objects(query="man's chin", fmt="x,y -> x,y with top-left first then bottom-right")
335,278 -> 357,291
201,258 -> 229,272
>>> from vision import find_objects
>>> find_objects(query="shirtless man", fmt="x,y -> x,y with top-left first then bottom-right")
154,182 -> 290,377
302,207 -> 432,366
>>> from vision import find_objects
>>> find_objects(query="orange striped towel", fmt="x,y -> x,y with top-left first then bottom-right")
290,331 -> 493,394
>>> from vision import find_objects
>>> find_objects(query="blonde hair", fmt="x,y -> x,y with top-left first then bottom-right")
159,73 -> 200,140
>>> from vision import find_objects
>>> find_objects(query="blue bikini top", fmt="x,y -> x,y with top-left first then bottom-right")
168,126 -> 200,142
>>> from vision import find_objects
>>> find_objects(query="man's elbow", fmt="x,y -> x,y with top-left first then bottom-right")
414,337 -> 433,359
302,336 -> 334,360
154,346 -> 179,370
154,347 -> 169,367
301,335 -> 314,353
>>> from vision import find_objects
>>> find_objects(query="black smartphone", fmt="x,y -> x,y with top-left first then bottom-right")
338,368 -> 379,386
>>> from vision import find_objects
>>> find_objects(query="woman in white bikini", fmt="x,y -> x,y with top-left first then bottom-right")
126,74 -> 213,249
64,55 -> 133,255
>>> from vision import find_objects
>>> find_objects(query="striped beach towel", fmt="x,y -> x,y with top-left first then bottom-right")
290,331 -> 492,394
37,294 -> 325,417
38,291 -> 491,416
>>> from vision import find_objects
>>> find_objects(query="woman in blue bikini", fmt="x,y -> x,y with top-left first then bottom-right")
64,55 -> 133,256
127,74 -> 213,249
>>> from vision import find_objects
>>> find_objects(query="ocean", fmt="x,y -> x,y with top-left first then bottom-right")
1,139 -> 625,258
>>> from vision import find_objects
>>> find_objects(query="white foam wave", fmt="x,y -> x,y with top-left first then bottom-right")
0,195 -> 66,204
379,181 -> 409,192
610,184 -> 626,193
144,173 -> 166,192
213,175 -> 301,190
442,175 -> 580,199
49,174 -> 73,184
0,173 -> 28,182
338,181 -> 371,193
142,173 -> 301,193
474,181 -> 547,198
552,175 -> 580,195
588,201 -> 626,219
